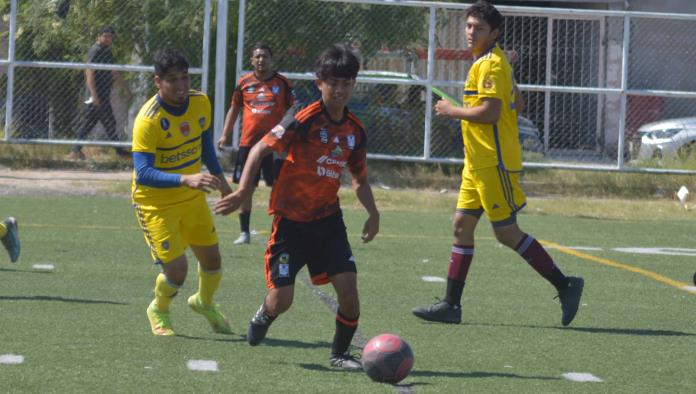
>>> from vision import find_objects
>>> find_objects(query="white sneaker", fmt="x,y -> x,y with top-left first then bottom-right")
233,232 -> 250,245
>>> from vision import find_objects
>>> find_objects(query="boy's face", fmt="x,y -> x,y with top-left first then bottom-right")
465,16 -> 500,54
97,32 -> 113,47
317,77 -> 355,111
155,68 -> 190,106
251,49 -> 272,74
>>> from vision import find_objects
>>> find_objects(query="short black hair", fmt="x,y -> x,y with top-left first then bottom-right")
466,1 -> 504,32
98,25 -> 115,35
314,44 -> 360,80
251,43 -> 272,58
153,49 -> 189,77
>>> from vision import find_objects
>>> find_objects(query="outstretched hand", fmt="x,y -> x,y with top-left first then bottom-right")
180,173 -> 221,193
214,191 -> 244,216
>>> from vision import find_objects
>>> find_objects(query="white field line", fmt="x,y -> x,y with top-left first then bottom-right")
562,372 -> 604,382
186,360 -> 218,372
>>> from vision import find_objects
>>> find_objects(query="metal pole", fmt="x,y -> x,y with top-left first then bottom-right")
423,5 -> 436,160
201,0 -> 212,93
4,0 -> 17,141
213,0 -> 229,149
543,17 -> 553,153
233,0 -> 247,150
616,15 -> 630,169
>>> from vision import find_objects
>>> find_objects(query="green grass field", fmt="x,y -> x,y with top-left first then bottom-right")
1,188 -> 694,393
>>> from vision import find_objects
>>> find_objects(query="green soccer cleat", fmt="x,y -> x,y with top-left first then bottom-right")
146,300 -> 175,336
1,217 -> 20,263
188,293 -> 232,334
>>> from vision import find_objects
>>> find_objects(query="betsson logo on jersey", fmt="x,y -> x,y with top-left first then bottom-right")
160,146 -> 199,163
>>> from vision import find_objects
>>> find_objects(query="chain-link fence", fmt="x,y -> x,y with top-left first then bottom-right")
0,0 -> 209,148
234,0 -> 696,173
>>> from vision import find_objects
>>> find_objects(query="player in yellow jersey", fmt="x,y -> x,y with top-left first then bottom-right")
132,49 -> 232,336
412,1 -> 584,326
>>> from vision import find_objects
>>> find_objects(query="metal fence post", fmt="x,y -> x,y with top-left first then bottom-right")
423,5 -> 436,160
213,0 -> 229,149
3,0 -> 17,141
616,14 -> 630,169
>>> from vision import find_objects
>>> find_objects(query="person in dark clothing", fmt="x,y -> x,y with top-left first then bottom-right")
69,26 -> 132,160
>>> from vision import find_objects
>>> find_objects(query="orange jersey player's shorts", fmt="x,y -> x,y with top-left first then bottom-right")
133,193 -> 218,264
456,165 -> 527,225
263,211 -> 356,289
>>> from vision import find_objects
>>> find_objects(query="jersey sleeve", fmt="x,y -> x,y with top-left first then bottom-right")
231,80 -> 244,108
131,116 -> 158,154
348,130 -> 368,178
261,121 -> 298,153
476,60 -> 505,100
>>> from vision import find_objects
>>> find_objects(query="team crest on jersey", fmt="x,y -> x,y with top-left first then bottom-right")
331,145 -> 343,158
271,85 -> 279,95
347,134 -> 355,150
198,117 -> 206,128
319,128 -> 328,144
161,240 -> 170,251
160,118 -> 170,130
483,78 -> 494,89
180,121 -> 190,136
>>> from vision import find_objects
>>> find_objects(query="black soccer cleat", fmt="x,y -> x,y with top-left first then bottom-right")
411,300 -> 461,324
557,276 -> 584,326
329,352 -> 362,371
246,305 -> 272,346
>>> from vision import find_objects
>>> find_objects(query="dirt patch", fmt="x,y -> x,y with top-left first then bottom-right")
0,167 -> 132,196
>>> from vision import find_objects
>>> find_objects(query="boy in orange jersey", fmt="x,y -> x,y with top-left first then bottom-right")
218,44 -> 295,245
215,44 -> 379,370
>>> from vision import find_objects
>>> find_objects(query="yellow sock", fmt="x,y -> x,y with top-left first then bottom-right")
154,273 -> 179,312
198,265 -> 222,306
0,223 -> 6,238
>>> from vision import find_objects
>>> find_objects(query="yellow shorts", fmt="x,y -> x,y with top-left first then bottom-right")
456,165 -> 527,225
133,194 -> 218,264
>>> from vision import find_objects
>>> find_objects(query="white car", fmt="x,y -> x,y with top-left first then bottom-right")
634,117 -> 696,159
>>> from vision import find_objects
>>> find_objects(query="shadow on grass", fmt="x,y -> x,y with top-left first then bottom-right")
176,334 -> 247,343
0,267 -> 54,274
0,295 -> 127,305
261,338 -> 332,349
455,321 -> 695,337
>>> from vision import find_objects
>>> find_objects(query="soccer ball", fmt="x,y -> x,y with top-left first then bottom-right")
362,333 -> 414,384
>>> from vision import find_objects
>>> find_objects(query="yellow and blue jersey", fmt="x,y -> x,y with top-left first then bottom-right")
131,90 -> 212,207
461,43 -> 521,172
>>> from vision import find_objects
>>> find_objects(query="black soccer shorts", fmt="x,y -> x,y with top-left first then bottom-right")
263,211 -> 357,289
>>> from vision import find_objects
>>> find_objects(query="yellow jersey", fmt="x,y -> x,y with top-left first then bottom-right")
461,43 -> 521,171
131,90 -> 211,207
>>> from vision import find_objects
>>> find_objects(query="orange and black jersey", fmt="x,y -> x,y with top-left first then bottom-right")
232,72 -> 294,147
261,100 -> 368,222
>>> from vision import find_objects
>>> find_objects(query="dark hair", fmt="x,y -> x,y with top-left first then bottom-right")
153,49 -> 189,77
466,1 -> 504,32
314,44 -> 360,80
251,43 -> 273,58
98,25 -> 115,35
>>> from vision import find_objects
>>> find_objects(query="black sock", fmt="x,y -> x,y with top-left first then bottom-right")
444,278 -> 464,307
331,310 -> 358,356
239,211 -> 251,233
